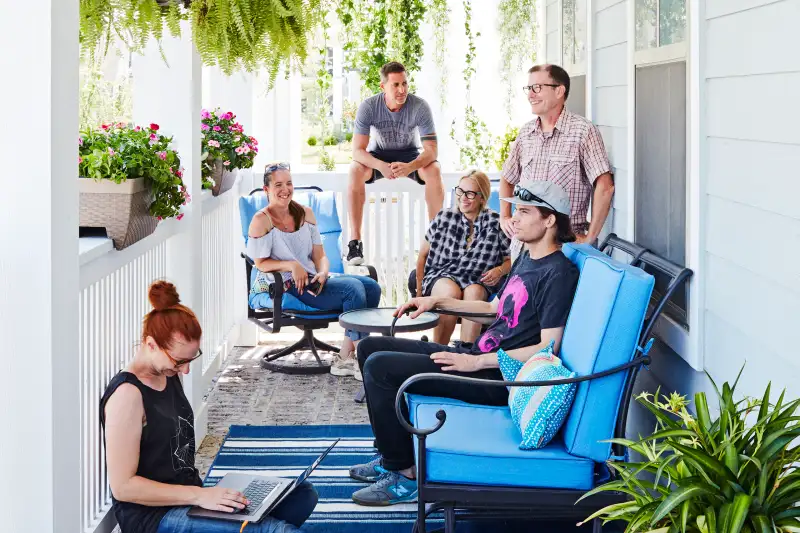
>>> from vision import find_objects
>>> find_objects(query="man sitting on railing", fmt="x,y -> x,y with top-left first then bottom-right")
345,61 -> 444,266
348,181 -> 580,506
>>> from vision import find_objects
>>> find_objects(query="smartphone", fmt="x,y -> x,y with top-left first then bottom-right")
305,279 -> 322,296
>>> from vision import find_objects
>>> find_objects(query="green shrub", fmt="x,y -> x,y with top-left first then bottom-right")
307,136 -> 318,146
345,132 -> 353,142
323,135 -> 338,146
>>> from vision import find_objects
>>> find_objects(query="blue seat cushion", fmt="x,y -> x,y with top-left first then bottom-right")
558,244 -> 655,463
407,394 -> 595,490
248,269 -> 341,320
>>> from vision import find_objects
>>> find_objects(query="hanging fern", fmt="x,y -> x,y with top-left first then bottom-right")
388,0 -> 426,87
79,0 -> 321,84
427,0 -> 449,108
497,0 -> 537,119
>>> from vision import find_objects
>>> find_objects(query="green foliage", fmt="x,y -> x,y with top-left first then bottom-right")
79,122 -> 188,219
345,132 -> 354,142
450,0 -> 494,170
200,108 -> 258,189
307,135 -> 318,146
497,0 -> 537,119
323,135 -> 338,146
493,125 -> 518,171
427,0 -> 450,108
79,0 -> 321,85
318,148 -> 336,171
336,0 -> 426,94
580,367 -> 800,533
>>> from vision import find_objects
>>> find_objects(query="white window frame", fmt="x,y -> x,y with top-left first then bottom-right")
626,0 -> 704,371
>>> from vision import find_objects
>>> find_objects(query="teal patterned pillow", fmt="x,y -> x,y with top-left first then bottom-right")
498,341 -> 578,450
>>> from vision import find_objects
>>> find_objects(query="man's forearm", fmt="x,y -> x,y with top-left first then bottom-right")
409,146 -> 437,172
434,296 -> 495,323
586,174 -> 614,242
475,341 -> 551,370
499,178 -> 513,218
353,148 -> 384,170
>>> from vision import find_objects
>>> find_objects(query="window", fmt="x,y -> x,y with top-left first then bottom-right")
561,0 -> 587,74
635,0 -> 686,51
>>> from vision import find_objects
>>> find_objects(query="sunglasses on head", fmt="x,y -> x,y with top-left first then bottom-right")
264,162 -> 290,176
514,184 -> 558,213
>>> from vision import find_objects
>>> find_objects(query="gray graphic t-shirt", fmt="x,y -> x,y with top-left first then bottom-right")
354,93 -> 436,152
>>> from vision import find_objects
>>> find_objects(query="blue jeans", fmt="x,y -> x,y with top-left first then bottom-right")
288,275 -> 381,341
156,481 -> 318,532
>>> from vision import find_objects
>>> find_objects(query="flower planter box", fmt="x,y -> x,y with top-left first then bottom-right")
209,159 -> 237,196
79,178 -> 158,250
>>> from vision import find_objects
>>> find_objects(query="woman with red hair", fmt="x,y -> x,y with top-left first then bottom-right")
100,281 -> 317,533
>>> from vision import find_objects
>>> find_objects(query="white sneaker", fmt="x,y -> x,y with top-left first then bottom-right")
330,356 -> 358,378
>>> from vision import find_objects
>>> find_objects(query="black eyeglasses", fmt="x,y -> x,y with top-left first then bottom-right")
454,186 -> 482,200
163,347 -> 204,368
514,184 -> 558,212
522,84 -> 560,94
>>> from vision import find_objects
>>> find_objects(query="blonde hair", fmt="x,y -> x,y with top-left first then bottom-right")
459,170 -> 491,211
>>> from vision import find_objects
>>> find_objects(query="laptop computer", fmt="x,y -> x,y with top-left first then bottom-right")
188,438 -> 340,523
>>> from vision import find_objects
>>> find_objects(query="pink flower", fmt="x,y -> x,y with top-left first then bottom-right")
149,123 -> 160,131
250,137 -> 258,145
176,168 -> 183,178
78,157 -> 83,163
78,137 -> 83,146
235,146 -> 244,155
222,112 -> 234,120
213,126 -> 221,132
157,151 -> 167,160
101,124 -> 110,130
116,122 -> 126,129
201,109 -> 211,119
223,160 -> 230,166
108,148 -> 116,156
207,140 -> 220,148
201,123 -> 210,131
150,133 -> 157,141
157,216 -> 163,221
177,213 -> 185,221
134,126 -> 141,132
234,136 -> 241,142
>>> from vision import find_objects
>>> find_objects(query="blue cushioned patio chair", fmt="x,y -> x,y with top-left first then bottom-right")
240,186 -> 378,374
395,235 -> 692,533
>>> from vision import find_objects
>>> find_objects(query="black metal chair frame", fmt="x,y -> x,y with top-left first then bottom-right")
393,235 -> 693,533
242,186 -> 378,375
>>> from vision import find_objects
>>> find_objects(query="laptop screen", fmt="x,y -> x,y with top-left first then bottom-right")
288,438 -> 339,491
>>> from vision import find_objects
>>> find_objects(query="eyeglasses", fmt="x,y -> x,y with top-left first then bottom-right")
454,186 -> 482,200
264,162 -> 290,176
522,84 -> 560,94
514,184 -> 558,213
163,347 -> 203,368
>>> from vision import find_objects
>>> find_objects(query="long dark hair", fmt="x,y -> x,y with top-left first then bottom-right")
264,162 -> 306,230
536,206 -> 576,244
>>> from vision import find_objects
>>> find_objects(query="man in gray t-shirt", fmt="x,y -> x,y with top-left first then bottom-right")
346,61 -> 444,265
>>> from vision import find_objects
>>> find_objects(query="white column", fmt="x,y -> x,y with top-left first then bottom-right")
131,24 -> 205,414
205,67 -> 255,132
0,0 -> 81,531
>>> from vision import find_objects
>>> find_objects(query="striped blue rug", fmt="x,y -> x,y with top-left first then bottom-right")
204,425 -> 442,532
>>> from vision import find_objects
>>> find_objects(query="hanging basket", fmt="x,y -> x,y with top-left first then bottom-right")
79,178 -> 158,250
210,159 -> 237,196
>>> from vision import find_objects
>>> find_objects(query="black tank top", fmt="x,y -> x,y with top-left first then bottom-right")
100,372 -> 203,533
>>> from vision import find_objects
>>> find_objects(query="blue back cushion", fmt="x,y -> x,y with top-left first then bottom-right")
559,243 -> 654,463
239,190 -> 344,274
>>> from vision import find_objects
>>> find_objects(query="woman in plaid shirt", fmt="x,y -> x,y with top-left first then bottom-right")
415,171 -> 511,345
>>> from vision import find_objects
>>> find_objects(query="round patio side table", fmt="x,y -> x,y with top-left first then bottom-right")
339,307 -> 439,403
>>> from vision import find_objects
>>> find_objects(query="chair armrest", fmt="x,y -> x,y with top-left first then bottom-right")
366,264 -> 378,282
393,355 -> 651,437
241,253 -> 285,319
389,307 -> 495,336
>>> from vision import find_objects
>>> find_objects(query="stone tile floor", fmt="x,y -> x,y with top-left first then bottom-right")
195,323 -> 437,477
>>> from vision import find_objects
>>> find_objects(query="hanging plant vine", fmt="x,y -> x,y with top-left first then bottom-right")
497,0 -> 538,119
427,0 -> 450,108
316,11 -> 336,170
450,0 -> 493,170
336,0 -> 425,94
79,0 -> 321,85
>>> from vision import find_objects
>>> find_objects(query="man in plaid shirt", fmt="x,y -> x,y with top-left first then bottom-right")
500,64 -> 615,256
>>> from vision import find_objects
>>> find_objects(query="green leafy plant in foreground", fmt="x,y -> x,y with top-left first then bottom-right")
580,367 -> 800,533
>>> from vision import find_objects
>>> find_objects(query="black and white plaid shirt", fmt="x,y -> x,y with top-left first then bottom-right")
422,208 -> 511,296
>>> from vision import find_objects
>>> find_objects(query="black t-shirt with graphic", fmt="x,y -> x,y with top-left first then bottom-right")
472,249 -> 580,354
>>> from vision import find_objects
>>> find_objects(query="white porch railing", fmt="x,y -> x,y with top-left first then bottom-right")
78,176 -> 246,533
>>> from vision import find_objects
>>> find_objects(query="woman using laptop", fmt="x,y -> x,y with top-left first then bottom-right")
100,281 -> 318,533
247,162 -> 382,380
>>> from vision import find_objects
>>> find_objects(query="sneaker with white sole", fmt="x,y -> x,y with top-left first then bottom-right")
330,356 -> 358,377
351,468 -> 418,506
346,240 -> 364,265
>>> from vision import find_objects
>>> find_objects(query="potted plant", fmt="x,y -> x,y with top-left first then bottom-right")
78,122 -> 189,250
200,108 -> 258,196
579,367 -> 800,533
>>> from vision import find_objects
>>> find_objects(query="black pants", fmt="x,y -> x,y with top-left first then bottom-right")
356,336 -> 508,471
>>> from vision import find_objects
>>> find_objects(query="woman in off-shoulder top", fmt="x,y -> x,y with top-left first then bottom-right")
247,162 -> 381,380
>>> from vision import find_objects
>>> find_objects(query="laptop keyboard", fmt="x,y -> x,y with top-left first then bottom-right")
239,479 -> 280,514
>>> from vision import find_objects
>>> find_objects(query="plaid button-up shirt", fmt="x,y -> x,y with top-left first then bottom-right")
502,108 -> 612,234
